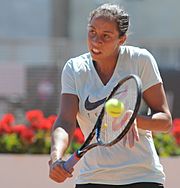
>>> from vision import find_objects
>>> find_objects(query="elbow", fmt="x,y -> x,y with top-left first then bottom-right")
151,112 -> 173,133
163,114 -> 173,133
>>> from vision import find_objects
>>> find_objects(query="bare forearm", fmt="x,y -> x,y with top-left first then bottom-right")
137,112 -> 172,133
50,117 -> 76,162
50,127 -> 69,162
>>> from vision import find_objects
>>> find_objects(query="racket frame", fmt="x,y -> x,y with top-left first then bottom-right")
96,74 -> 142,146
63,74 -> 142,171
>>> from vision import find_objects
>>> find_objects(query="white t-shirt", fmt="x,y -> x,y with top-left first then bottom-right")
61,46 -> 165,185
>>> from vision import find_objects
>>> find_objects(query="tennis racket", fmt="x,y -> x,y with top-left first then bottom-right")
63,74 -> 142,172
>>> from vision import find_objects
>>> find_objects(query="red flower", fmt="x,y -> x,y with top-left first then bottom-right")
47,115 -> 57,125
0,122 -> 12,134
73,128 -> 84,144
1,113 -> 15,126
173,119 -> 180,134
172,119 -> 180,145
26,110 -> 44,122
11,124 -> 27,134
20,128 -> 34,143
26,110 -> 44,129
0,113 -> 15,134
37,118 -> 52,130
11,124 -> 35,143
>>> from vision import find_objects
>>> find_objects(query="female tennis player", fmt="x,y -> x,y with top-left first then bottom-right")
49,3 -> 172,188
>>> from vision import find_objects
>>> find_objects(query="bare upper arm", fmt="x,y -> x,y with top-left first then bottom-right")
53,93 -> 79,133
143,83 -> 170,115
59,93 -> 79,120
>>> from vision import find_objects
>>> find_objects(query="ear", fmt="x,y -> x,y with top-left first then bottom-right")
118,35 -> 127,45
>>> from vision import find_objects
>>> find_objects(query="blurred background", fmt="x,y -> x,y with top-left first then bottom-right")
0,0 -> 180,188
0,0 -> 179,119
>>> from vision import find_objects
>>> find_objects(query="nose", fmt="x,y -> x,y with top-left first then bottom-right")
92,35 -> 103,45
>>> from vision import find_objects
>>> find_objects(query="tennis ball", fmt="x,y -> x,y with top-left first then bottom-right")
102,123 -> 108,129
105,98 -> 124,118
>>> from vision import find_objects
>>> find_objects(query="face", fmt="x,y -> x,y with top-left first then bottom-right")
87,16 -> 125,63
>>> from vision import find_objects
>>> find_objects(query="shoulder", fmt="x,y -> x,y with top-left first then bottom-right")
64,52 -> 92,72
121,45 -> 157,70
121,45 -> 153,59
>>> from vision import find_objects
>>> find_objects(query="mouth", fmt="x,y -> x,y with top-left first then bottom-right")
91,48 -> 101,55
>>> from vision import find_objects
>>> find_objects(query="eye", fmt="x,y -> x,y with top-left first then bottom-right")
103,34 -> 111,40
88,29 -> 96,36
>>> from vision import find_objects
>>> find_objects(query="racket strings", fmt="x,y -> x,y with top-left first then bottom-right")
100,78 -> 138,144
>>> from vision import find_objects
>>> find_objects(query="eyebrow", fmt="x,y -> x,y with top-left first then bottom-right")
88,25 -> 114,34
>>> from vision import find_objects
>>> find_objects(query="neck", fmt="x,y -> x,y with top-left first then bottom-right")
93,50 -> 120,73
93,55 -> 119,85
93,60 -> 116,74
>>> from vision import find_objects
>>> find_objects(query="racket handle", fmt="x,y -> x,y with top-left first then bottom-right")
63,152 -> 80,172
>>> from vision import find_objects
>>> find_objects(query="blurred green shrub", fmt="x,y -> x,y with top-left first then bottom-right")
153,118 -> 180,157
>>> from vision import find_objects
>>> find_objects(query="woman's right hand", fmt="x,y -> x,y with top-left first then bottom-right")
49,159 -> 73,183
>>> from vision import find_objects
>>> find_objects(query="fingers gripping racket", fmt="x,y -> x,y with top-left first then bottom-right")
63,74 -> 142,172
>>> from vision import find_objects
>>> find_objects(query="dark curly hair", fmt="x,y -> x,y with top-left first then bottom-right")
88,4 -> 129,37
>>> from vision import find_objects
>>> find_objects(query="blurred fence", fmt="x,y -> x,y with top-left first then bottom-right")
0,64 -> 61,118
0,38 -> 179,119
0,38 -> 87,118
160,68 -> 180,119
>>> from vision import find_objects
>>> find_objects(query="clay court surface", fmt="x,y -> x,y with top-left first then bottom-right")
0,155 -> 179,188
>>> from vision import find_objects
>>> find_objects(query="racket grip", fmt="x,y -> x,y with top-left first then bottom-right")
63,152 -> 80,172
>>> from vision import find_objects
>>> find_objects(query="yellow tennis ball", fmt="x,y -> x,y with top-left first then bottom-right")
105,98 -> 124,118
102,123 -> 108,129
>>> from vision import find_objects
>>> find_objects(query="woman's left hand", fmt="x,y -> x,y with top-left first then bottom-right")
123,119 -> 139,148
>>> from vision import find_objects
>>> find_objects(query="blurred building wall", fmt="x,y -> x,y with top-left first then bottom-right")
0,0 -> 179,117
0,0 -> 52,38
68,0 -> 180,68
51,0 -> 70,37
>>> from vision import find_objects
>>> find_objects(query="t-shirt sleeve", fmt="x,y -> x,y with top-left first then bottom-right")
61,60 -> 77,95
138,49 -> 162,92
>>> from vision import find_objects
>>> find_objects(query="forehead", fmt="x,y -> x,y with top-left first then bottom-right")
89,16 -> 118,31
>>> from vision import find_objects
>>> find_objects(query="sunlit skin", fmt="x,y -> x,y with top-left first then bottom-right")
87,16 -> 126,84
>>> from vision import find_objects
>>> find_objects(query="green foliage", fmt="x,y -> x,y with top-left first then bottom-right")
0,133 -> 23,153
154,133 -> 180,157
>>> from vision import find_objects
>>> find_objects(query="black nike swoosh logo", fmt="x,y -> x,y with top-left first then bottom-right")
85,96 -> 106,111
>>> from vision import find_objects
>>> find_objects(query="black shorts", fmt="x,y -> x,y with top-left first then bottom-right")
75,182 -> 164,188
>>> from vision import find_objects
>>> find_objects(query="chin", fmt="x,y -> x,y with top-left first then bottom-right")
91,56 -> 101,63
90,53 -> 102,61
